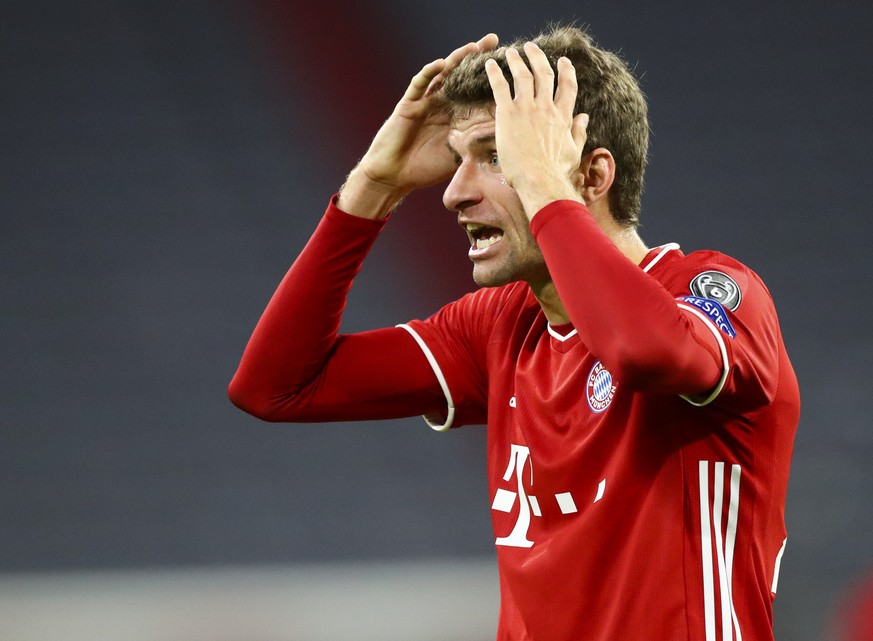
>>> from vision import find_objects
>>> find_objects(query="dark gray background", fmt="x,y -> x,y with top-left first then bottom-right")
2,2 -> 872,638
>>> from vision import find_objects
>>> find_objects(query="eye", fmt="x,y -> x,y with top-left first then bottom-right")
489,152 -> 500,167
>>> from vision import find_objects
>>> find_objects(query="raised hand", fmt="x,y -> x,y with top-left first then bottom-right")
484,42 -> 590,218
339,34 -> 499,219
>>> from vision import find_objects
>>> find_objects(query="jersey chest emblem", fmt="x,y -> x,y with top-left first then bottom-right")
587,361 -> 617,412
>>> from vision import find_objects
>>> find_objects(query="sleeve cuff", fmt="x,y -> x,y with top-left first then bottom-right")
395,323 -> 456,432
529,199 -> 593,238
676,302 -> 732,407
326,194 -> 391,232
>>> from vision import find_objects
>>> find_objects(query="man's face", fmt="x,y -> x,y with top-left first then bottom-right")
443,107 -> 549,288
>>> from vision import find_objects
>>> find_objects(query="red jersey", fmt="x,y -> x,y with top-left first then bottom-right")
230,198 -> 799,641
401,243 -> 798,641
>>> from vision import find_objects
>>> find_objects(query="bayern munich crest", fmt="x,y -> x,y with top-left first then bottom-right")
587,361 -> 617,413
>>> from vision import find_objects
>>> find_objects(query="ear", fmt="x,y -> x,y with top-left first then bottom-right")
572,147 -> 615,208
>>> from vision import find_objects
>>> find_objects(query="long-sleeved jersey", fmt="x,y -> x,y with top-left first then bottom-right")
230,197 -> 800,641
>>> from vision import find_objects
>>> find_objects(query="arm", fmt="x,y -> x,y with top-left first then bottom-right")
228,199 -> 446,422
229,35 -> 499,422
484,43 -> 723,395
530,202 -> 724,395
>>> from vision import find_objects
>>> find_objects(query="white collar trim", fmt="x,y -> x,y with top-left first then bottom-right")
642,243 -> 680,273
544,244 -> 679,344
547,324 -> 578,342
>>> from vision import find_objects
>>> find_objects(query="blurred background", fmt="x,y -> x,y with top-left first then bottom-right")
2,1 -> 872,639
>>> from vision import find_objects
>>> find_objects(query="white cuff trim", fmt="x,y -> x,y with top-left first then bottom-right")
771,537 -> 787,594
676,303 -> 731,407
396,323 -> 455,432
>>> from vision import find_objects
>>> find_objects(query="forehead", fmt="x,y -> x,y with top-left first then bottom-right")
447,106 -> 496,152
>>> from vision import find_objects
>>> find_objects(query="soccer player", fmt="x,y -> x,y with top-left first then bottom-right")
229,25 -> 800,641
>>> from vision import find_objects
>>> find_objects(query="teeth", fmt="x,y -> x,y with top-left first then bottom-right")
465,223 -> 503,252
475,234 -> 502,250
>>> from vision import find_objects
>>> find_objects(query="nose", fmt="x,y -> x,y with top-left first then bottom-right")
442,161 -> 482,213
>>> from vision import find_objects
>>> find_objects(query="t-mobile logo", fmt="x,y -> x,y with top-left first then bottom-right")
492,444 -> 607,548
492,444 -> 537,548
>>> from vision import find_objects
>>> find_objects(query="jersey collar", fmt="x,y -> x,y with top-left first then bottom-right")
639,243 -> 681,273
545,243 -> 680,352
547,323 -> 578,342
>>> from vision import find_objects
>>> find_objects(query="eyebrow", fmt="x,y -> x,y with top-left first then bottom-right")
445,133 -> 497,155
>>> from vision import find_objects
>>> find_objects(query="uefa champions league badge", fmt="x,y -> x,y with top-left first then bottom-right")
587,361 -> 617,413
689,271 -> 742,311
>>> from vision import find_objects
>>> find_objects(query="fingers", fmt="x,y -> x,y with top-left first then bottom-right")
571,113 -> 590,152
423,42 -> 476,96
443,41 -> 480,71
403,58 -> 447,101
476,33 -> 499,52
504,48 -> 534,99
553,57 -> 578,116
405,36 -> 582,109
485,58 -> 512,105
423,34 -> 500,97
497,43 -> 574,114
444,34 -> 498,70
523,42 -> 555,102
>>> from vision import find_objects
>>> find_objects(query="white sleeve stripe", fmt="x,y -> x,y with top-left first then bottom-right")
395,323 -> 455,432
677,303 -> 731,407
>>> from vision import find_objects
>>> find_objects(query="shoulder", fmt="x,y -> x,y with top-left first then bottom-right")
408,281 -> 537,352
435,280 -> 535,320
653,247 -> 771,314
656,247 -> 792,410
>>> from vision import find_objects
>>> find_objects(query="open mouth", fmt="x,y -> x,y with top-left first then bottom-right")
465,223 -> 504,252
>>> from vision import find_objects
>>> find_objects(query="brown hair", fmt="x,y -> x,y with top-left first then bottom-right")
439,25 -> 649,227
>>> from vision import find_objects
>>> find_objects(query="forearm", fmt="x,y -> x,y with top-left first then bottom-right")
228,197 -> 386,417
531,201 -> 722,394
336,167 -> 406,221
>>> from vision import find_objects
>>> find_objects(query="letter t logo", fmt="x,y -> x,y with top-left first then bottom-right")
494,444 -> 535,548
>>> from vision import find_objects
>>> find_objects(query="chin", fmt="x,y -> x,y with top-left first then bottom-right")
472,267 -> 515,289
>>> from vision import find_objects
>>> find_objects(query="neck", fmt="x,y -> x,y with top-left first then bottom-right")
530,212 -> 649,326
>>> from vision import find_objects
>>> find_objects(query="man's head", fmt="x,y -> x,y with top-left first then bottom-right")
439,25 -> 649,227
